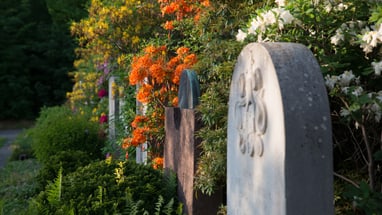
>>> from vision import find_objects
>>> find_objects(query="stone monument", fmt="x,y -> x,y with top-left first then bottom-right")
165,70 -> 222,214
227,43 -> 333,214
108,76 -> 118,141
178,69 -> 200,109
108,76 -> 121,158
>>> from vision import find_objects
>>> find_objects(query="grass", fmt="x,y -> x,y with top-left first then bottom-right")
0,159 -> 40,215
0,128 -> 39,215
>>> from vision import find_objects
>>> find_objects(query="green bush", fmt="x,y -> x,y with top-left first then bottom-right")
30,105 -> 105,187
31,106 -> 104,164
31,160 -> 179,214
35,150 -> 95,189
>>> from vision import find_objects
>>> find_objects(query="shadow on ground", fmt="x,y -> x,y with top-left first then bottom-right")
0,129 -> 23,168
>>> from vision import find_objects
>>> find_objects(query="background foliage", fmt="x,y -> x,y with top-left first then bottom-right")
0,0 -> 87,119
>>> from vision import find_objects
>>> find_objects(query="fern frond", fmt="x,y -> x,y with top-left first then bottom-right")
154,195 -> 164,215
163,198 -> 174,215
131,200 -> 145,215
163,170 -> 177,200
122,188 -> 149,215
97,186 -> 104,205
46,166 -> 63,207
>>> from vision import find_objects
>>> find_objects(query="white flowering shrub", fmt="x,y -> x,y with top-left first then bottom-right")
238,0 -> 382,213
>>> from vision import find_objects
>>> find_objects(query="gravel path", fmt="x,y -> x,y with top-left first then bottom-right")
0,129 -> 22,168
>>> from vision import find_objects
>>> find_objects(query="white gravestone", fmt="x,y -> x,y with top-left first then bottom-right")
109,76 -> 118,141
227,43 -> 333,215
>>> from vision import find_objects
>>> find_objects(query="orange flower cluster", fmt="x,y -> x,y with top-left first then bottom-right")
136,83 -> 153,103
164,21 -> 174,30
157,0 -> 210,21
122,115 -> 150,148
129,45 -> 197,104
152,157 -> 164,170
131,115 -> 148,128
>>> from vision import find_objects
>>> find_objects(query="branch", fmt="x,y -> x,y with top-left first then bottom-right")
360,121 -> 375,191
333,172 -> 359,188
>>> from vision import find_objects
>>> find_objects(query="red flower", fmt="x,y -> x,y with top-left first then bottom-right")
99,113 -> 108,124
98,89 -> 107,98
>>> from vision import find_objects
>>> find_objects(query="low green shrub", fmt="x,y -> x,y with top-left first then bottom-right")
30,160 -> 179,214
35,150 -> 95,189
343,181 -> 382,215
30,106 -> 104,165
30,106 -> 105,186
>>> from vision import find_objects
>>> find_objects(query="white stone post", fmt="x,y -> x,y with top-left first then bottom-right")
136,84 -> 147,164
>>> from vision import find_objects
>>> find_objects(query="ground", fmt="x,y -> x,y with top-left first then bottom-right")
0,129 -> 23,168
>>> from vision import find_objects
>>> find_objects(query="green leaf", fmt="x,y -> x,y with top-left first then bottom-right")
349,103 -> 361,112
361,67 -> 374,76
359,181 -> 370,195
357,94 -> 372,104
369,6 -> 382,24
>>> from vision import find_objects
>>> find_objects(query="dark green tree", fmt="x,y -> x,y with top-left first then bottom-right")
0,0 -> 88,119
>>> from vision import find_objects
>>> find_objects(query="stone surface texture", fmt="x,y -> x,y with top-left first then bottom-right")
164,107 -> 222,215
178,70 -> 200,109
227,43 -> 333,215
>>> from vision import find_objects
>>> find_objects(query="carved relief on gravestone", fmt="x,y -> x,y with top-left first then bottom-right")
235,65 -> 267,157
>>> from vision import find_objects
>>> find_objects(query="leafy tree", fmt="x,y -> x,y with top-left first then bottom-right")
0,0 -> 88,119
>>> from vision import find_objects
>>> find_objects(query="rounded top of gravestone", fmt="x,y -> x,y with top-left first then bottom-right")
178,69 -> 200,109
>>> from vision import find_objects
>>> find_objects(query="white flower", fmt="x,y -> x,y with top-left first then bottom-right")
275,0 -> 286,7
340,108 -> 351,117
338,70 -> 355,86
370,103 -> 381,122
262,10 -> 277,26
360,43 -> 374,55
331,29 -> 344,45
363,31 -> 379,47
376,91 -> 382,102
279,9 -> 294,24
309,29 -> 316,36
236,29 -> 248,42
342,87 -> 349,94
248,18 -> 262,34
360,24 -> 382,54
336,3 -> 348,11
352,86 -> 363,97
324,4 -> 332,13
325,75 -> 338,89
371,61 -> 382,76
